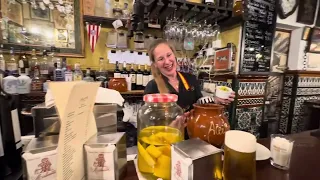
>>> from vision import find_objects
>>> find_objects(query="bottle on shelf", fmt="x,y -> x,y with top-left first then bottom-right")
73,63 -> 83,81
64,66 -> 73,82
6,47 -> 18,75
31,60 -> 43,92
121,61 -> 128,78
136,64 -> 143,90
129,64 -> 136,90
233,0 -> 244,16
143,64 -> 150,87
0,45 -> 5,87
29,49 -> 37,78
53,58 -> 65,81
40,50 -> 49,80
83,68 -> 94,82
18,53 -> 29,76
114,61 -> 121,78
48,47 -> 57,80
113,0 -> 123,18
95,57 -> 108,88
148,66 -> 153,82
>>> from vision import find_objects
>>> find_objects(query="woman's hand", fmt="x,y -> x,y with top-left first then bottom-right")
169,112 -> 190,130
214,91 -> 235,105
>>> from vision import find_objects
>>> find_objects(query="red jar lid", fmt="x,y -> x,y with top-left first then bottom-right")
143,94 -> 178,103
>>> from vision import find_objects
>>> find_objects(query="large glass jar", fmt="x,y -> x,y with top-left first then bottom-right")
137,94 -> 184,179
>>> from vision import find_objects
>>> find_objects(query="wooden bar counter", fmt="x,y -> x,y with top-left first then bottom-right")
124,130 -> 320,180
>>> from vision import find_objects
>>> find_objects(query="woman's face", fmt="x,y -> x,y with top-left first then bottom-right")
153,43 -> 177,77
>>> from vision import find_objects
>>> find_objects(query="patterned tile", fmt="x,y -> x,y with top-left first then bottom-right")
280,96 -> 291,116
284,75 -> 294,87
279,115 -> 288,134
293,96 -> 320,115
235,106 -> 263,137
296,88 -> 320,95
291,116 -> 305,134
283,87 -> 292,95
237,98 -> 264,106
298,77 -> 320,87
238,82 -> 266,96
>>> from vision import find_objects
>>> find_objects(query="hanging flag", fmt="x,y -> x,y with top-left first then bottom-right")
86,23 -> 101,53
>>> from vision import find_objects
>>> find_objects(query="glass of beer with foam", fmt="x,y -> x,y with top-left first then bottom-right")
223,130 -> 256,180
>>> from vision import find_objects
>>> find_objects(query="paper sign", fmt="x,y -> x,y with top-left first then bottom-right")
49,82 -> 100,180
112,20 -> 123,29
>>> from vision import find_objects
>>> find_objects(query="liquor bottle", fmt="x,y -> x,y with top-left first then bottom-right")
30,61 -> 43,92
136,64 -> 143,90
48,47 -> 57,80
6,48 -> 18,75
29,49 -> 37,78
143,64 -> 150,87
113,0 -> 122,18
129,64 -> 136,90
18,53 -> 29,76
64,66 -> 73,82
73,63 -> 83,81
53,58 -> 64,81
233,0 -> 244,16
114,61 -> 121,78
148,66 -> 153,82
0,46 -> 5,87
83,68 -> 94,82
40,50 -> 49,80
121,61 -> 128,78
95,57 -> 108,88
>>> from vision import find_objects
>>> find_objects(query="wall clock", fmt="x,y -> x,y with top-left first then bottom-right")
278,0 -> 299,19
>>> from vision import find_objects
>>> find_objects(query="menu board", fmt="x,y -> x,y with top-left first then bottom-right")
240,0 -> 277,74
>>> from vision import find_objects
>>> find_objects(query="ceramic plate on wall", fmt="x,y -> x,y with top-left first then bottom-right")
256,143 -> 271,161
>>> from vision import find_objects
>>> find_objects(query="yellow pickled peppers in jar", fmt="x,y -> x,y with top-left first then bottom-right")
137,94 -> 184,179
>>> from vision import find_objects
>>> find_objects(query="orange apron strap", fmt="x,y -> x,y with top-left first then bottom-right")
177,72 -> 190,91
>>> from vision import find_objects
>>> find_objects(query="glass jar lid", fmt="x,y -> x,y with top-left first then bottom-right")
143,94 -> 178,103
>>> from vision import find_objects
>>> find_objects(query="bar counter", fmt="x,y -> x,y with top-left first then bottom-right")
124,130 -> 320,180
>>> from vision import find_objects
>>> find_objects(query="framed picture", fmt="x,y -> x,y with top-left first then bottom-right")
0,0 -> 84,57
271,29 -> 291,72
309,28 -> 320,53
302,26 -> 312,40
30,7 -> 50,21
296,0 -> 317,25
6,0 -> 23,25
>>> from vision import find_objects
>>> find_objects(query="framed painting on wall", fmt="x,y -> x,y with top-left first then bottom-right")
0,0 -> 84,57
271,29 -> 291,73
309,28 -> 320,53
296,0 -> 317,25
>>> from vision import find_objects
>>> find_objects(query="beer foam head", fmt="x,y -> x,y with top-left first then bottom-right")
225,130 -> 256,153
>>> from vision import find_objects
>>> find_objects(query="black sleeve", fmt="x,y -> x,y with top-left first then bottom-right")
144,80 -> 160,95
193,76 -> 203,100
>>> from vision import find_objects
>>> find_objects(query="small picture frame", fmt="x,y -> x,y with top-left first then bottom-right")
302,26 -> 312,40
296,0 -> 317,25
309,28 -> 320,53
213,47 -> 232,71
30,7 -> 51,21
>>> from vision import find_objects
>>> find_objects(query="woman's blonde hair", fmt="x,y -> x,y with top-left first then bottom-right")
148,39 -> 176,94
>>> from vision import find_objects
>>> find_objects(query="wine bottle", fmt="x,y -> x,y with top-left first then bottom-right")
114,61 -> 121,78
143,64 -> 149,87
129,64 -> 136,90
121,61 -> 128,78
40,50 -> 49,81
95,57 -> 108,88
6,48 -> 18,75
73,63 -> 83,81
53,58 -> 64,81
136,64 -> 143,90
83,68 -> 94,82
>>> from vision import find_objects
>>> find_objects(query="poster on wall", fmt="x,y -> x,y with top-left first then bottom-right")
309,28 -> 320,53
0,0 -> 84,56
277,0 -> 299,19
296,0 -> 317,25
271,30 -> 291,73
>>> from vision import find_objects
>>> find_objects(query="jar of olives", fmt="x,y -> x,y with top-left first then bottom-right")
137,94 -> 184,179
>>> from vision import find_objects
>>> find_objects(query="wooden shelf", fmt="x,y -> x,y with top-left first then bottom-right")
120,90 -> 144,95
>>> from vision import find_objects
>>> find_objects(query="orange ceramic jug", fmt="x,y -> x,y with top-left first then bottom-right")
187,104 -> 230,148
108,78 -> 127,92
